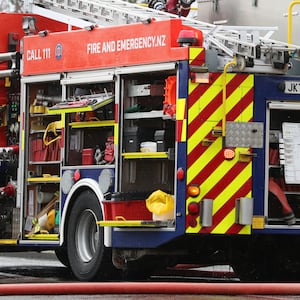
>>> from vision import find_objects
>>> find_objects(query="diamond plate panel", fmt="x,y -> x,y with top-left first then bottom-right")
225,121 -> 264,148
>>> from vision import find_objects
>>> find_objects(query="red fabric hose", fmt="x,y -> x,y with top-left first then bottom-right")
1,282 -> 300,295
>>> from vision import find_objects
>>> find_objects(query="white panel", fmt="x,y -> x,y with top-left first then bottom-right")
21,73 -> 61,83
282,122 -> 300,184
268,102 -> 300,110
61,70 -> 114,85
115,62 -> 176,74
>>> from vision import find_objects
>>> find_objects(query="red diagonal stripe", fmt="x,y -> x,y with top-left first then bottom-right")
188,73 -> 222,107
188,74 -> 250,138
226,223 -> 244,234
224,73 -> 249,98
188,92 -> 222,138
187,118 -> 222,169
176,120 -> 183,142
187,143 -> 206,169
188,88 -> 253,161
203,161 -> 250,200
226,87 -> 254,122
211,178 -> 252,230
188,148 -> 224,183
188,77 -> 253,169
199,177 -> 252,233
190,48 -> 205,66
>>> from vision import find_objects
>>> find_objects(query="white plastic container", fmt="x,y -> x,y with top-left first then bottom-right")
140,142 -> 157,152
153,210 -> 174,221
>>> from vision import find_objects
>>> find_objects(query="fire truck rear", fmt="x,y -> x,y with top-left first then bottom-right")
1,0 -> 300,281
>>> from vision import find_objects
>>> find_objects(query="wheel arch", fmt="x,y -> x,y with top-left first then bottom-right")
60,178 -> 111,247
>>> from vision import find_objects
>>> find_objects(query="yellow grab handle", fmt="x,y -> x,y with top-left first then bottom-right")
43,121 -> 62,146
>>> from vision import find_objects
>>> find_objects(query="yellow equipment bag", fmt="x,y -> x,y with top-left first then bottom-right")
146,190 -> 174,215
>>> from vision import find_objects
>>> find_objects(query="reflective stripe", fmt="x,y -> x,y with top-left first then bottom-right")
186,73 -> 254,235
189,47 -> 205,66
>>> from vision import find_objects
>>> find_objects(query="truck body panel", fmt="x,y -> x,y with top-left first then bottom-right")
1,3 -> 300,280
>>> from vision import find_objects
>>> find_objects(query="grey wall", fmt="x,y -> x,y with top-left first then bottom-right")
196,0 -> 300,45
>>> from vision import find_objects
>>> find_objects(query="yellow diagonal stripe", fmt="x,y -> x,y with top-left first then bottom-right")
212,190 -> 252,234
187,108 -> 221,155
188,75 -> 253,155
186,74 -> 254,235
188,74 -> 226,124
211,162 -> 252,213
235,101 -> 253,123
239,224 -> 251,234
212,208 -> 236,234
189,48 -> 204,63
189,74 -> 253,124
187,137 -> 222,185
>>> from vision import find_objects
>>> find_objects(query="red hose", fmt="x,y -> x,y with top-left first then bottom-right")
1,282 -> 300,295
269,177 -> 292,214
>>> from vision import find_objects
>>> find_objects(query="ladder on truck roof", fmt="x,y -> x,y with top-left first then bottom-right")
24,0 -> 300,74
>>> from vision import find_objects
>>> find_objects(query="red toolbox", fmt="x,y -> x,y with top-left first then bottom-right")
103,192 -> 152,220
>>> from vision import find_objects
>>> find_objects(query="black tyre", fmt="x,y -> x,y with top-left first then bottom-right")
67,190 -> 113,281
125,256 -> 169,280
230,236 -> 292,282
55,247 -> 69,267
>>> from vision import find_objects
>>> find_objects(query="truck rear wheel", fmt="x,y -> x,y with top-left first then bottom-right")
67,190 -> 113,281
55,247 -> 69,267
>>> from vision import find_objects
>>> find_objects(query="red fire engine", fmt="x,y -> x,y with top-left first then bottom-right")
1,0 -> 300,281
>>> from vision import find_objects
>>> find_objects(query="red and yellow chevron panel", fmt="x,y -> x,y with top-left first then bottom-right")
189,47 -> 205,66
176,98 -> 187,142
186,72 -> 254,235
